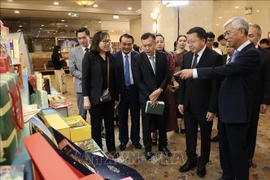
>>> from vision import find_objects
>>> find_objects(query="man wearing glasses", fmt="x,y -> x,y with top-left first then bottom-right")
176,17 -> 261,180
177,27 -> 223,178
69,27 -> 91,120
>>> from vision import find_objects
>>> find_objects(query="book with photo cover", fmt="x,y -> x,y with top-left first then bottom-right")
0,165 -> 25,180
145,101 -> 165,115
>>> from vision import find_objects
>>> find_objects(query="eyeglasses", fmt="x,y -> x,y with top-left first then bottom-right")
223,29 -> 240,38
101,39 -> 111,44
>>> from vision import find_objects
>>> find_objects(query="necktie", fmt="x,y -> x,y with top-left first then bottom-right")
85,48 -> 89,53
149,56 -> 156,74
229,50 -> 239,63
124,55 -> 130,86
192,53 -> 199,68
226,56 -> 232,64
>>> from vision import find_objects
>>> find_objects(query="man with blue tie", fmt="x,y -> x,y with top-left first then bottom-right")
176,17 -> 261,180
114,34 -> 142,151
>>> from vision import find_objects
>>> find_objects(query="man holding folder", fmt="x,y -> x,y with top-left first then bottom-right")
132,32 -> 172,160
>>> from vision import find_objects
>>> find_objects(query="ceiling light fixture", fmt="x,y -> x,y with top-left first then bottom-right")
113,15 -> 119,19
14,10 -> 20,14
54,2 -> 59,5
128,7 -> 132,10
74,0 -> 95,7
93,4 -> 98,7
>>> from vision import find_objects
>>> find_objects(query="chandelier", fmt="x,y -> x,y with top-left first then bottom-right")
74,0 -> 95,7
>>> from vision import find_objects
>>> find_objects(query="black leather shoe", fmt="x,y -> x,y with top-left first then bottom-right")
133,143 -> 142,149
159,147 -> 172,157
109,151 -> 120,159
144,151 -> 154,161
211,134 -> 219,142
119,143 -> 127,151
197,164 -> 206,178
179,161 -> 197,172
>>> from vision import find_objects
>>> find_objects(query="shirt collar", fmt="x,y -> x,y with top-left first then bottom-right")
147,51 -> 156,59
81,45 -> 90,51
196,45 -> 207,58
121,51 -> 131,58
237,40 -> 251,52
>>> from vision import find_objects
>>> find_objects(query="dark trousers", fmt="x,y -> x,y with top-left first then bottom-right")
76,92 -> 87,120
118,85 -> 140,144
184,110 -> 213,165
219,121 -> 249,180
141,103 -> 167,152
247,105 -> 260,160
89,100 -> 116,152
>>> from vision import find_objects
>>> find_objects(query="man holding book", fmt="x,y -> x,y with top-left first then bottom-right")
132,32 -> 172,160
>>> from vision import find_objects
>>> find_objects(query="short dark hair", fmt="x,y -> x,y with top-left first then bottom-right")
155,33 -> 165,40
259,38 -> 269,45
141,32 -> 156,41
217,34 -> 225,42
90,31 -> 110,53
206,31 -> 215,39
187,27 -> 207,43
119,33 -> 134,43
213,42 -> 219,48
133,44 -> 139,52
76,27 -> 90,37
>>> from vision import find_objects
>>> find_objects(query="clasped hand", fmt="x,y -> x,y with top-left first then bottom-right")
149,89 -> 162,107
174,69 -> 193,79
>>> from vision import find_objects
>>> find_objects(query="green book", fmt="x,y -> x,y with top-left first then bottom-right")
145,101 -> 165,115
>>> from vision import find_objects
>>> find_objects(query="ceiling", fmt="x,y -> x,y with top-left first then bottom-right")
0,0 -> 142,37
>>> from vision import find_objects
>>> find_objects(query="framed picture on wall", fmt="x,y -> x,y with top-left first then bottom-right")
55,37 -> 78,52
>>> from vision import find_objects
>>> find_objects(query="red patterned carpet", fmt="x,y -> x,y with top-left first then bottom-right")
52,74 -> 270,180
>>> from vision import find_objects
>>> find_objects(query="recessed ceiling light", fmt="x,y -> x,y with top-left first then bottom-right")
113,15 -> 119,19
19,25 -> 22,27
54,2 -> 59,5
128,7 -> 132,10
256,10 -> 260,12
93,4 -> 98,7
14,10 -> 20,14
235,6 -> 239,9
61,20 -> 65,22
41,25 -> 44,27
65,25 -> 68,27
219,16 -> 222,19
98,21 -> 101,24
7,0 -> 13,2
123,30 -> 126,32
85,26 -> 87,28
216,24 -> 219,26
111,30 -> 114,32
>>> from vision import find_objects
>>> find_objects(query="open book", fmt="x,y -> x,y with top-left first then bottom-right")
145,101 -> 165,115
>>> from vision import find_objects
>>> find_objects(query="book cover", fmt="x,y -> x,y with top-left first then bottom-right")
0,165 -> 25,180
145,101 -> 165,115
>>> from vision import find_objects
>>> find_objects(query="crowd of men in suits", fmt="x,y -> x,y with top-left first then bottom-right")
69,16 -> 270,180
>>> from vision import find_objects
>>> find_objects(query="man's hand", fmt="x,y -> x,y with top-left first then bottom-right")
115,94 -> 121,106
178,105 -> 184,115
174,69 -> 193,79
173,80 -> 179,89
84,97 -> 91,110
149,88 -> 163,101
260,104 -> 268,114
206,112 -> 215,122
150,99 -> 158,107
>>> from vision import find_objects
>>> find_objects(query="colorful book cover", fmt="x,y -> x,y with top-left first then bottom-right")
0,165 -> 25,180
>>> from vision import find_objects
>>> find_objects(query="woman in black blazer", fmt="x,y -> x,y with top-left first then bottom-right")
82,31 -> 119,158
51,45 -> 67,93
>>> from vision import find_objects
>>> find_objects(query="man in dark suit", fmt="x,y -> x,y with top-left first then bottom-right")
177,27 -> 223,178
132,32 -> 172,160
259,38 -> 270,51
247,24 -> 270,167
113,34 -> 142,151
176,17 -> 261,180
221,43 -> 235,65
